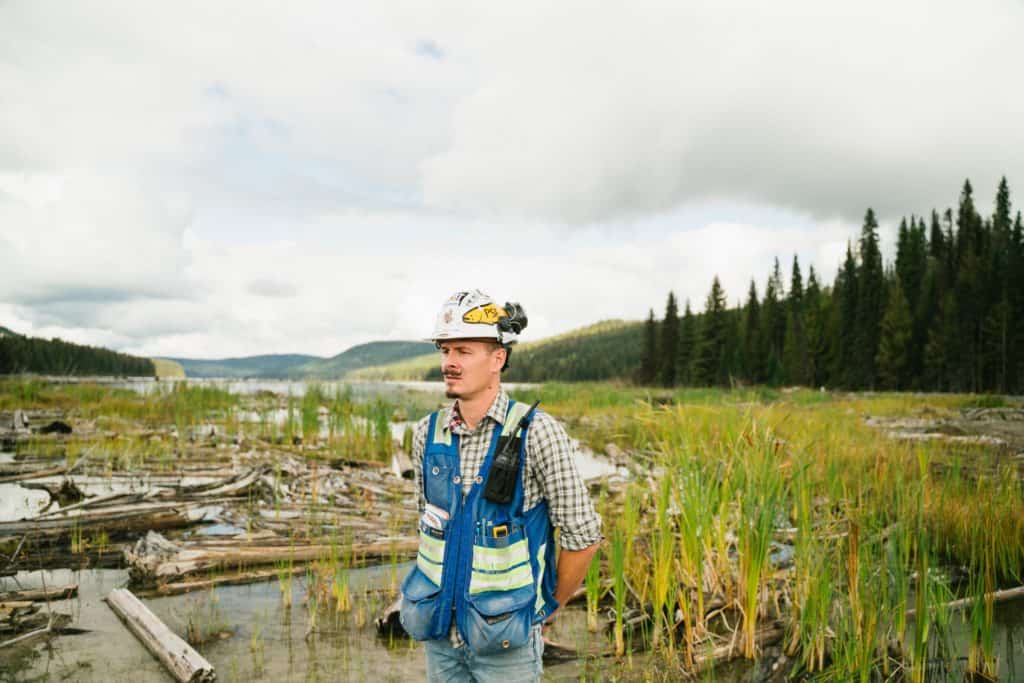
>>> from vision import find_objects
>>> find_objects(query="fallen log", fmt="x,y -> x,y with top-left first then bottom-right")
106,587 -> 215,683
166,466 -> 269,499
0,583 -> 78,602
0,464 -> 68,483
126,531 -> 418,585
0,501 -> 210,540
34,490 -> 157,518
905,584 -> 1024,618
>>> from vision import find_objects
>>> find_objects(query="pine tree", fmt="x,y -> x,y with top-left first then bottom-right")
835,243 -> 859,388
877,276 -> 913,389
694,277 -> 729,386
762,258 -> 786,384
782,255 -> 809,385
855,208 -> 885,389
804,266 -> 829,387
678,300 -> 697,386
984,177 -> 1013,392
639,308 -> 658,385
660,292 -> 680,387
953,180 -> 985,391
1010,211 -> 1024,392
929,210 -> 945,260
741,281 -> 763,384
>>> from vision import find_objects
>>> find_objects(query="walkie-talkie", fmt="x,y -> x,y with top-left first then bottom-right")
483,400 -> 540,504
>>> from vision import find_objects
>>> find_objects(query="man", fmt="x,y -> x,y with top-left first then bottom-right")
400,290 -> 602,682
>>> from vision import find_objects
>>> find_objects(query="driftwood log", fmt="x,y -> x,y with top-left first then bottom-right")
126,530 -> 418,586
0,583 -> 78,602
106,587 -> 215,683
0,501 -> 211,540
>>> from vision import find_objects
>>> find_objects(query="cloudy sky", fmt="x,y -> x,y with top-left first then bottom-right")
2,1 -> 1022,359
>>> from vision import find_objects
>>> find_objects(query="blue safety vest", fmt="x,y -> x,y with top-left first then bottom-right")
399,400 -> 559,654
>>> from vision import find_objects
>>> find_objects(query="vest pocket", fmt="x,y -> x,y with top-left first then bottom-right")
399,562 -> 444,641
399,513 -> 449,641
464,583 -> 535,654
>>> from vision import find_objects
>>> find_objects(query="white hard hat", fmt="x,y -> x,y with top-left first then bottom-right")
428,290 -> 525,345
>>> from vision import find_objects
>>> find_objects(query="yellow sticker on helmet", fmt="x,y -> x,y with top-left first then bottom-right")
462,304 -> 506,325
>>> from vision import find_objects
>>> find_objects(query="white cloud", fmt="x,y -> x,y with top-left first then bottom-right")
420,0 -> 1024,223
1,1 -> 1020,359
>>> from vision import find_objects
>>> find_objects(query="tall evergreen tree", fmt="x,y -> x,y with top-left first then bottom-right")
953,180 -> 985,391
660,292 -> 680,387
741,280 -> 763,384
929,210 -> 945,260
678,300 -> 697,386
762,258 -> 786,384
783,255 -> 809,384
804,266 -> 829,387
1010,211 -> 1024,392
855,208 -> 885,389
639,308 -> 658,385
835,243 -> 859,388
984,177 -> 1013,392
694,277 -> 729,386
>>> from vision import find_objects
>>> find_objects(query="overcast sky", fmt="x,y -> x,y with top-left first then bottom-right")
2,1 -> 1022,359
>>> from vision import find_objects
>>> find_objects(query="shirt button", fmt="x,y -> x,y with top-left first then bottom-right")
431,466 -> 439,475
453,475 -> 461,484
474,475 -> 483,484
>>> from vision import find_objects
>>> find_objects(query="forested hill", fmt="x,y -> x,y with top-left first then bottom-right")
501,320 -> 643,382
169,341 -> 435,379
640,177 -> 1024,394
0,326 -> 156,376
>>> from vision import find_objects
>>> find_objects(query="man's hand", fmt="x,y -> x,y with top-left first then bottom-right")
544,541 -> 601,627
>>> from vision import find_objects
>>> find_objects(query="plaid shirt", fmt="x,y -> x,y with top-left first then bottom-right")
411,389 -> 603,552
410,389 -> 602,647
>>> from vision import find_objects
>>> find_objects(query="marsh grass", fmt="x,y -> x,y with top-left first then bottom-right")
5,378 -> 1022,679
531,384 -> 1022,678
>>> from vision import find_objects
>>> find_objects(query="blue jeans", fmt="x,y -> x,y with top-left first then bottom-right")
423,625 -> 544,682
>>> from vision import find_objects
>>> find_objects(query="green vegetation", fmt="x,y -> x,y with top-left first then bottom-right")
644,177 -> 1024,394
526,383 -> 1022,678
0,327 -> 155,376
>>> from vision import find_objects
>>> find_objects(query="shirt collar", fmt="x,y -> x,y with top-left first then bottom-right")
445,389 -> 509,434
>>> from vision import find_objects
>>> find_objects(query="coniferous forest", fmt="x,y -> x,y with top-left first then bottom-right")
0,329 -> 155,377
639,178 -> 1024,393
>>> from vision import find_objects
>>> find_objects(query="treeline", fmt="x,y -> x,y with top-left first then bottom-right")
503,321 -> 643,382
0,330 -> 155,377
639,178 -> 1024,393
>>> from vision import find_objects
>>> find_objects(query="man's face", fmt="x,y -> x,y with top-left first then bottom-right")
439,339 -> 505,400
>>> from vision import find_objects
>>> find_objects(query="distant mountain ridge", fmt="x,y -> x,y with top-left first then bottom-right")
167,340 -> 435,379
0,325 -> 22,338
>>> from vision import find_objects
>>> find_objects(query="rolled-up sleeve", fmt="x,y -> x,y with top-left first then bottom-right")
410,415 -> 430,514
526,412 -> 603,551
